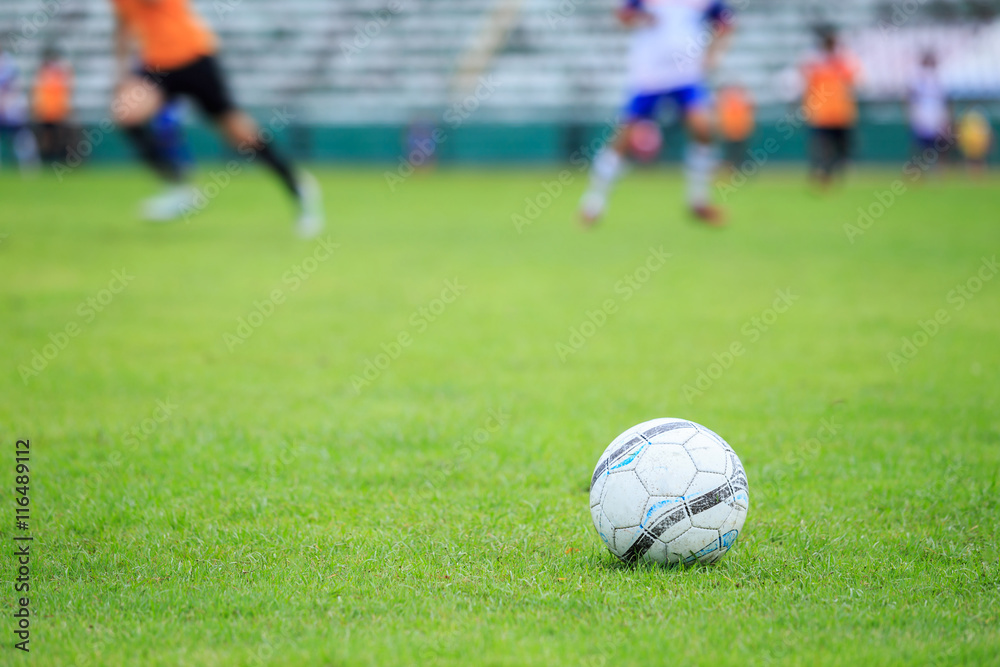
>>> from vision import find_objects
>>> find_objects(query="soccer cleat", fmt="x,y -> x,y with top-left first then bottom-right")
690,204 -> 727,227
141,185 -> 198,222
294,171 -> 325,239
579,191 -> 606,227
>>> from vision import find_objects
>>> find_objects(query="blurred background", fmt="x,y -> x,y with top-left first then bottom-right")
1,0 -> 999,167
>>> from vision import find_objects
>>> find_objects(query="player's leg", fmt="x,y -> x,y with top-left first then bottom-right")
809,128 -> 833,187
114,75 -> 205,221
832,127 -> 851,180
180,56 -> 323,237
111,72 -> 191,196
113,75 -> 185,184
682,88 -> 724,225
12,124 -> 39,171
217,111 -> 298,199
579,93 -> 658,225
37,123 -> 52,161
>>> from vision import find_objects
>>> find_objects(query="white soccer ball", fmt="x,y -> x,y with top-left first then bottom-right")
590,418 -> 749,566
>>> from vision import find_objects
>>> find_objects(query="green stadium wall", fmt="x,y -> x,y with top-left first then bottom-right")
22,104 -> 998,170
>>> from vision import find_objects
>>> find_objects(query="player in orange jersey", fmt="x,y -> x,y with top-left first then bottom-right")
33,46 -> 73,163
800,28 -> 861,187
716,84 -> 754,170
109,0 -> 323,237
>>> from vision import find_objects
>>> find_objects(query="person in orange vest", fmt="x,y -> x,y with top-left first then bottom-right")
800,27 -> 861,187
33,46 -> 73,163
109,0 -> 323,235
716,84 -> 754,169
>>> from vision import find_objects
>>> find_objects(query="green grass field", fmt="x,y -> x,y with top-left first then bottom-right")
2,165 -> 999,665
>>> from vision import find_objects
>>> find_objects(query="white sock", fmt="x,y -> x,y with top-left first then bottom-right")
587,147 -> 624,197
685,142 -> 717,208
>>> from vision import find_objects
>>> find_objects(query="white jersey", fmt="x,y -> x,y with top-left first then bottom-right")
625,0 -> 728,94
909,67 -> 949,138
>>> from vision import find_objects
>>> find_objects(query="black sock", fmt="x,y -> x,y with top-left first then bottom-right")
256,143 -> 300,201
124,125 -> 183,184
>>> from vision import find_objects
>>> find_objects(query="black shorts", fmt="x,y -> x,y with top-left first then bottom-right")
810,127 -> 852,175
143,55 -> 236,119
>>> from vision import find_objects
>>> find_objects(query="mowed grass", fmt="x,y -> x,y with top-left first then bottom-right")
1,163 -> 999,666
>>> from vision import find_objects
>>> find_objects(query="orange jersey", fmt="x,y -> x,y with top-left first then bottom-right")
717,88 -> 754,141
33,63 -> 72,122
112,0 -> 216,70
802,53 -> 860,128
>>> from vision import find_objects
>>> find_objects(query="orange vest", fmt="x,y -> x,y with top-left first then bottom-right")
717,88 -> 754,141
33,63 -> 72,122
112,0 -> 216,70
802,54 -> 860,128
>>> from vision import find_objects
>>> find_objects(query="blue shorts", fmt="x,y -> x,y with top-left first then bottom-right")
913,132 -> 947,152
624,85 -> 710,121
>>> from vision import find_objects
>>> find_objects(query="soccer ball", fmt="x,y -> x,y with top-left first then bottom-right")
590,418 -> 749,566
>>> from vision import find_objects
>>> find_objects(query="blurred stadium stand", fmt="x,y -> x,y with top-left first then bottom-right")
2,0 -> 998,161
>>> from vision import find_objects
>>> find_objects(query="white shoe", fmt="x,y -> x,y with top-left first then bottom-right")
142,185 -> 198,222
295,171 -> 325,239
579,191 -> 606,227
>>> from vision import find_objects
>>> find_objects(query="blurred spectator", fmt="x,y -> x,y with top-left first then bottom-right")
0,39 -> 40,172
907,51 -> 951,164
33,45 -> 74,163
801,28 -> 861,187
716,84 -> 755,169
956,108 -> 993,173
404,117 -> 439,172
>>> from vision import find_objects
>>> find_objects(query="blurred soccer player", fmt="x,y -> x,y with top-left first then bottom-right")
109,0 -> 323,236
716,84 -> 754,170
33,46 -> 73,163
580,0 -> 734,226
956,109 -> 993,175
907,51 -> 950,165
0,40 -> 40,173
800,28 -> 860,188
